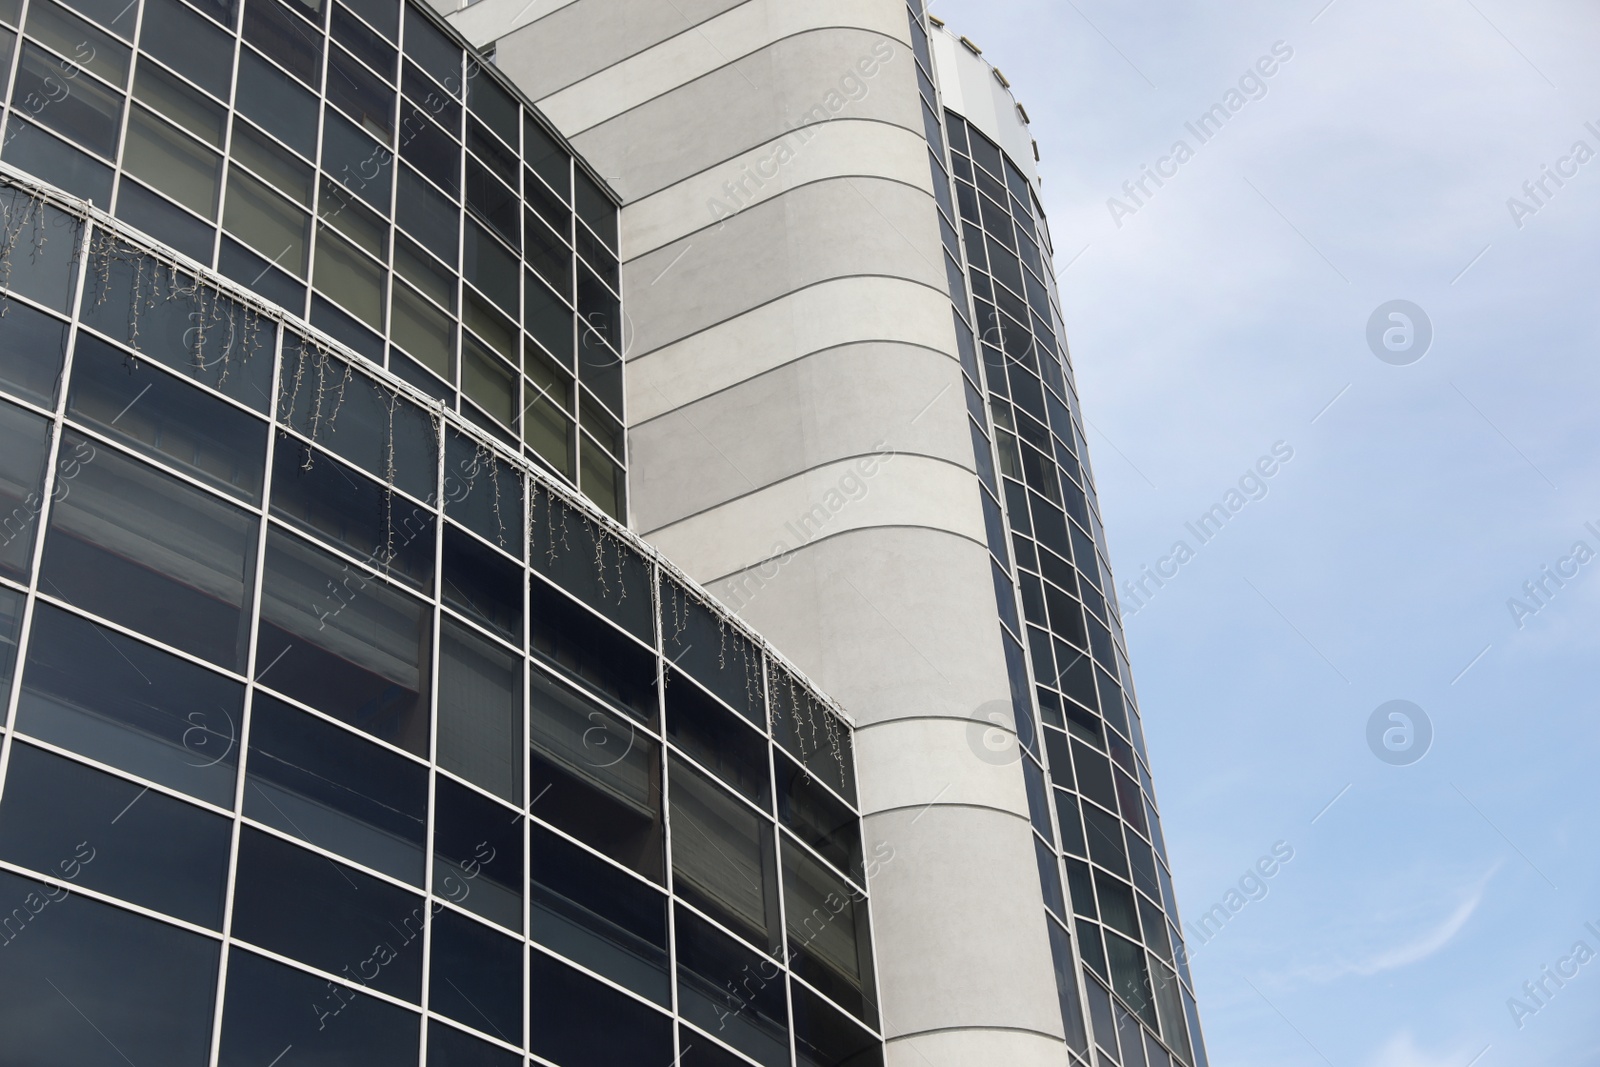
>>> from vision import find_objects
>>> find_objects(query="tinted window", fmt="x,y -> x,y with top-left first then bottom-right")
218,948 -> 420,1066
777,753 -> 861,880
791,979 -> 882,1067
0,742 -> 231,926
782,838 -> 876,1027
433,774 -> 522,932
41,432 -> 257,669
668,670 -> 770,809
236,46 -> 318,157
16,603 -> 243,805
427,1020 -> 519,1067
242,0 -> 321,87
0,868 -> 219,1066
663,581 -> 761,724
676,906 -> 789,1067
14,42 -> 124,158
529,949 -> 674,1067
429,907 -> 522,1042
0,298 -> 66,406
68,331 -> 267,502
0,397 -> 49,580
529,574 -> 657,723
0,192 -> 80,312
438,618 -> 523,805
139,0 -> 232,97
232,828 -> 424,1001
670,756 -> 778,954
443,523 -> 521,641
528,820 -> 669,1005
245,693 -> 427,883
255,527 -> 432,754
529,667 -> 662,881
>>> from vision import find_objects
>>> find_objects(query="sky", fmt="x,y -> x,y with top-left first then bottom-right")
928,1 -> 1600,1064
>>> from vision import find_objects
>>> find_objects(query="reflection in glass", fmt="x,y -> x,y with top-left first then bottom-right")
18,604 -> 244,807
670,756 -> 778,954
438,618 -> 523,804
0,398 -> 49,579
433,774 -> 523,932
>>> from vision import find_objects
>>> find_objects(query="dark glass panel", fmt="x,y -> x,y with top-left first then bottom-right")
466,68 -> 516,148
403,59 -> 458,133
528,666 -> 663,880
1066,857 -> 1096,916
434,774 -> 523,931
528,575 -> 657,724
0,192 -> 78,314
524,114 -> 567,200
244,692 -> 427,883
1095,869 -> 1139,941
670,756 -> 778,954
331,2 -> 394,77
0,868 -> 219,1065
1071,738 -> 1117,812
680,1033 -> 757,1067
26,0 -> 127,86
340,0 -> 393,39
54,0 -> 134,37
1056,790 -> 1087,860
322,109 -> 393,211
242,0 -> 322,87
524,268 -> 572,365
1106,930 -> 1158,1028
791,979 -> 882,1067
662,580 -> 761,724
236,46 -> 319,158
1078,918 -> 1108,982
0,292 -> 66,409
218,948 -> 420,1067
573,168 -> 615,250
668,669 -> 769,808
2,116 -> 113,205
427,1021 -> 520,1067
0,586 -> 19,705
528,819 -> 669,1004
528,948 -> 674,1067
0,398 -> 48,579
444,429 -> 521,552
328,44 -> 395,140
40,433 -> 256,668
0,741 -> 231,925
676,905 -> 789,1066
270,433 -> 435,590
79,251 -> 276,410
782,837 -> 876,1027
438,618 -> 523,805
768,669 -> 855,807
402,5 -> 459,92
578,439 -> 623,521
398,163 -> 458,265
430,907 -> 522,1043
222,164 -> 311,277
140,0 -> 232,98
17,602 -> 242,804
442,523 -> 520,640
777,752 -> 861,880
114,177 -> 216,261
276,344 -> 436,501
525,210 -> 570,297
1083,803 -> 1130,878
256,527 -> 432,755
13,42 -> 123,158
463,217 -> 517,316
233,827 -> 424,1000
399,100 -> 460,195
1049,917 -> 1091,1054
466,153 -> 517,246
68,331 -> 266,501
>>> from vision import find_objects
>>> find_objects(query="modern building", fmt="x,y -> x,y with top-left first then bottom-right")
0,0 -> 1206,1065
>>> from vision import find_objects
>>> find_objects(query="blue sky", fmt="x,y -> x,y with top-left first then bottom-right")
930,1 -> 1600,1064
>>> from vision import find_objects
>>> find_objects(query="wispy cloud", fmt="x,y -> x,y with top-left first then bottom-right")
1364,1031 -> 1486,1067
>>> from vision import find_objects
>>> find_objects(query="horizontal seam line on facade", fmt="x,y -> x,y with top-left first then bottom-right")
624,168 -> 936,260
853,714 -> 1019,738
863,801 -> 1033,823
624,273 -> 956,360
636,450 -> 977,536
885,1025 -> 1069,1042
628,339 -> 960,429
547,23 -> 917,136
696,523 -> 992,588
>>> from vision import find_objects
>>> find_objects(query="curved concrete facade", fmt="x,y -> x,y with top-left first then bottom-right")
451,1 -> 1070,1062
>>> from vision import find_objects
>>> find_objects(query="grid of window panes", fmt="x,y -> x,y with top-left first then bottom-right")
0,189 -> 883,1067
942,107 -> 1209,1067
0,0 -> 626,519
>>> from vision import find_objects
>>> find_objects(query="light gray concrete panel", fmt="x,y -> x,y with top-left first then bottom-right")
623,276 -> 956,423
853,715 -> 1030,820
568,27 -> 923,198
698,526 -> 1012,731
622,177 -> 945,355
628,342 -> 970,532
468,0 -> 749,99
864,804 -> 1067,1041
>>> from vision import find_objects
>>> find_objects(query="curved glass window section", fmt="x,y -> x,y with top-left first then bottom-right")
0,177 -> 881,1067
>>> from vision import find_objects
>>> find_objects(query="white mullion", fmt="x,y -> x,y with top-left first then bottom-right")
418,392 -> 445,1067
207,290 -> 284,1067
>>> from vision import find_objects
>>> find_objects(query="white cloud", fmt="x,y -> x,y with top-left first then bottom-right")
1364,1031 -> 1484,1067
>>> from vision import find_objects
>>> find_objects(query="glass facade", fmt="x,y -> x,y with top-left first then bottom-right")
0,164 -> 883,1066
0,0 -> 625,517
908,5 -> 1209,1065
